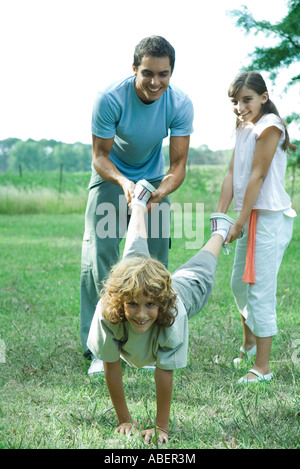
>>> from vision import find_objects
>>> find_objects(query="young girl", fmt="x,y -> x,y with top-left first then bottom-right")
87,179 -> 236,443
216,71 -> 296,384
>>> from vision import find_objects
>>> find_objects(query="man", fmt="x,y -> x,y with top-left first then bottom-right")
80,36 -> 194,373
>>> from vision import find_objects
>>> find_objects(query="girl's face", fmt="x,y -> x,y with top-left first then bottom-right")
124,292 -> 159,333
231,85 -> 268,124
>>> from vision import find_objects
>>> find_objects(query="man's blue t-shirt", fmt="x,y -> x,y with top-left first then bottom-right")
90,76 -> 194,186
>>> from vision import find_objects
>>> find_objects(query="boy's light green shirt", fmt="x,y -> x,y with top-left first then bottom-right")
87,296 -> 189,370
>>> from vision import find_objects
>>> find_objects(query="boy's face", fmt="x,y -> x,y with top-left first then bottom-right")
124,292 -> 159,333
133,55 -> 171,104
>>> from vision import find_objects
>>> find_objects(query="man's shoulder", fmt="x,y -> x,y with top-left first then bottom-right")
168,83 -> 190,99
166,83 -> 193,109
93,76 -> 134,114
102,76 -> 134,96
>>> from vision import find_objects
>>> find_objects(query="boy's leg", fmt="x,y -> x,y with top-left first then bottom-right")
171,214 -> 236,319
210,212 -> 244,255
122,180 -> 154,258
202,211 -> 242,259
130,179 -> 170,268
201,233 -> 224,260
122,204 -> 150,258
171,234 -> 223,319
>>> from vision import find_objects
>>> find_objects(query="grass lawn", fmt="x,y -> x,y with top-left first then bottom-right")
0,210 -> 299,449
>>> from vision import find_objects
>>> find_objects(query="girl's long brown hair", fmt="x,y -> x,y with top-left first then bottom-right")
228,72 -> 296,152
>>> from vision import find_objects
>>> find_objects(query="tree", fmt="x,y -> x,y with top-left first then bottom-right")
4,138 -> 93,172
287,140 -> 300,198
229,0 -> 300,184
228,0 -> 300,85
9,140 -> 46,172
0,138 -> 20,172
50,143 -> 91,172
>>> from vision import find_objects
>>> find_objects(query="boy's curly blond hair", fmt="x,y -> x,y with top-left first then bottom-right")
101,256 -> 178,327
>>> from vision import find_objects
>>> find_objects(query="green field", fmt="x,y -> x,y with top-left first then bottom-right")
0,168 -> 299,449
0,164 -> 299,214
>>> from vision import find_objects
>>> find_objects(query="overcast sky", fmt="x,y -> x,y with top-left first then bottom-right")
1,0 -> 299,150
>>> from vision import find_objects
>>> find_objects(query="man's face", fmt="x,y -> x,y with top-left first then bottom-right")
133,55 -> 172,104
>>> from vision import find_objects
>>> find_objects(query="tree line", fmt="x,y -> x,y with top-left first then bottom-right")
0,138 -> 92,173
0,138 -> 233,173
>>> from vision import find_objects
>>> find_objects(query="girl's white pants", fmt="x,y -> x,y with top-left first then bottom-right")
231,209 -> 294,337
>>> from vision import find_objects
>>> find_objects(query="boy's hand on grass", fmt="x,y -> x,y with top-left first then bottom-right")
115,421 -> 139,436
142,427 -> 168,444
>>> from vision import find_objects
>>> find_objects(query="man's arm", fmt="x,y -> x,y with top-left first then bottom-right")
92,134 -> 135,205
148,135 -> 190,208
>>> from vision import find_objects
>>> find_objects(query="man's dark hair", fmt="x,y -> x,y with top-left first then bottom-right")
133,36 -> 175,73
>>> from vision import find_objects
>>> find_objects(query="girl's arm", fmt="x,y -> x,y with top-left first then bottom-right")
142,367 -> 173,444
216,152 -> 234,213
103,360 -> 139,435
226,126 -> 281,243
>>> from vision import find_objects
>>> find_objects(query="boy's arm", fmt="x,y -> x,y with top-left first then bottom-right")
103,360 -> 139,435
142,367 -> 173,444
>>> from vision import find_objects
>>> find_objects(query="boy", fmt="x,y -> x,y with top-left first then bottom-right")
87,180 -> 237,443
